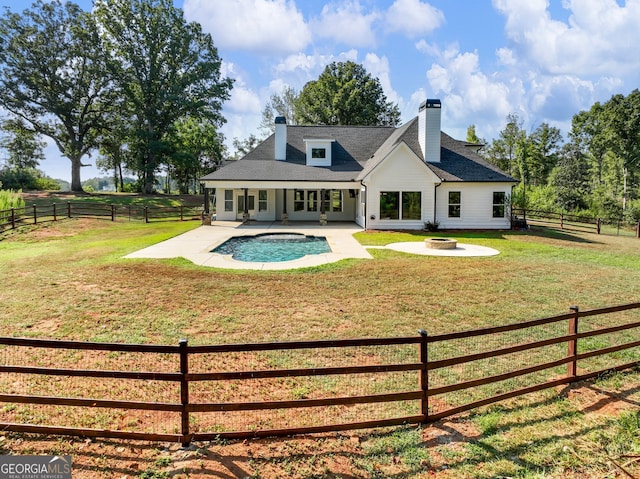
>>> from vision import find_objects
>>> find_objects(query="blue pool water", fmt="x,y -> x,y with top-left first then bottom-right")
212,233 -> 331,262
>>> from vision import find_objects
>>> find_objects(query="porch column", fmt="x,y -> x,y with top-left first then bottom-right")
201,187 -> 211,225
242,188 -> 249,223
282,188 -> 288,225
203,187 -> 210,214
319,189 -> 327,226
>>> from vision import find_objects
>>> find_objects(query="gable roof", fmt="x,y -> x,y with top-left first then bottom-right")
201,118 -> 517,183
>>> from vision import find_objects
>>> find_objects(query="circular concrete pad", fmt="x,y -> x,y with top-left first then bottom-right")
382,242 -> 500,257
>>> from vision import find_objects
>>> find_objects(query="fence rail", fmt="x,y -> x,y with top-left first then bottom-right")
0,202 -> 203,231
514,207 -> 640,237
0,303 -> 638,444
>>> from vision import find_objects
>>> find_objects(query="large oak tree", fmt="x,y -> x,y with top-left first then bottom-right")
94,0 -> 233,194
0,0 -> 111,191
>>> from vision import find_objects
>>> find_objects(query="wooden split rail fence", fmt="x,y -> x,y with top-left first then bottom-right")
0,202 -> 203,231
0,303 -> 638,444
513,207 -> 640,237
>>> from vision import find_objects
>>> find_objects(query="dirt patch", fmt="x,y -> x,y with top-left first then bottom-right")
565,383 -> 640,416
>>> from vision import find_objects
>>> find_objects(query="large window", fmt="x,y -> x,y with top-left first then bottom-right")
332,190 -> 343,212
237,195 -> 254,213
224,190 -> 233,212
380,191 -> 422,220
448,191 -> 461,218
293,190 -> 344,213
259,190 -> 268,212
380,192 -> 400,219
294,190 -> 305,211
402,192 -> 421,220
493,192 -> 506,218
307,190 -> 318,211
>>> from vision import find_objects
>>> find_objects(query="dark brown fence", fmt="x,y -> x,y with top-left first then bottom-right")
513,207 -> 640,238
0,303 -> 638,444
0,202 -> 203,231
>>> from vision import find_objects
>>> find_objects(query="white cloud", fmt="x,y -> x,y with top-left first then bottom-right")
415,39 -> 440,57
363,53 -> 400,104
183,0 -> 311,54
493,0 -> 640,77
310,1 -> 379,47
273,50 -> 359,88
385,0 -> 444,37
422,45 -> 524,139
496,47 -> 516,66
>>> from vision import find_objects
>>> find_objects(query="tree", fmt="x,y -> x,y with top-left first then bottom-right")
296,61 -> 400,126
484,113 -> 524,177
229,135 -> 261,161
549,142 -> 590,211
465,125 -> 484,144
168,118 -> 226,194
260,86 -> 299,136
0,119 -> 46,169
0,0 -> 112,191
94,0 -> 233,193
570,90 -> 640,210
603,90 -> 640,209
529,123 -> 562,186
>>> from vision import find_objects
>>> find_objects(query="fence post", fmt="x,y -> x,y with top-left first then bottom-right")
179,339 -> 190,447
636,221 -> 640,239
111,204 -> 115,222
33,205 -> 37,225
560,212 -> 564,229
53,203 -> 57,222
67,202 -> 72,219
567,306 -> 579,378
11,208 -> 15,230
144,207 -> 149,224
418,330 -> 429,423
596,218 -> 601,235
180,205 -> 184,222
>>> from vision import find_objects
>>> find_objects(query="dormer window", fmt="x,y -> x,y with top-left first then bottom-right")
312,148 -> 326,159
304,138 -> 334,166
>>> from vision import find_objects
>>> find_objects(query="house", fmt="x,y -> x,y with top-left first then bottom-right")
200,100 -> 518,230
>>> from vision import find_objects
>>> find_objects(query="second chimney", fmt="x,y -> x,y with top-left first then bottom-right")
418,99 -> 441,163
275,116 -> 287,161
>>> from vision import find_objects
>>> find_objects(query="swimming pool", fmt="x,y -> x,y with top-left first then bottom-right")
211,233 -> 331,262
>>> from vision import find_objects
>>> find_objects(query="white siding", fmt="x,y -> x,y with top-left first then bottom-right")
363,143 -> 438,230
436,183 -> 513,229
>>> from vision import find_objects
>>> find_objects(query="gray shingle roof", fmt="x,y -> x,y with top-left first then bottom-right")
201,118 -> 517,183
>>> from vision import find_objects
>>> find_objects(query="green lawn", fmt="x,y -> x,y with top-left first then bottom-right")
0,217 -> 639,478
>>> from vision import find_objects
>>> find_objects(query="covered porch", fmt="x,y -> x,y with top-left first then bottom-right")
201,180 -> 365,226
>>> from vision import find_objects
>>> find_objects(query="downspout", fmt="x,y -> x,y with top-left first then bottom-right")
434,181 -> 442,224
360,180 -> 367,229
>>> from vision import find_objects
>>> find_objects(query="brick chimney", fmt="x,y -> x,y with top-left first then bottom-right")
275,116 -> 287,161
418,99 -> 441,163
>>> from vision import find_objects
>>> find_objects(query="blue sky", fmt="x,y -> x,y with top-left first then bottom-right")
2,0 -> 639,182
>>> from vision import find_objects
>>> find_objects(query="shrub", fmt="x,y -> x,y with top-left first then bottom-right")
424,220 -> 439,232
624,199 -> 640,225
0,189 -> 26,225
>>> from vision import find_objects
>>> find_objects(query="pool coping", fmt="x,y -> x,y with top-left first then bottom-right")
124,221 -> 373,270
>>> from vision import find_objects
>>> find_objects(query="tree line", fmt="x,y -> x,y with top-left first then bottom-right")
476,89 -> 640,223
0,0 -> 233,193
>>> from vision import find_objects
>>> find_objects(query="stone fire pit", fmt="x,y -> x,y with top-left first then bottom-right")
425,238 -> 458,250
